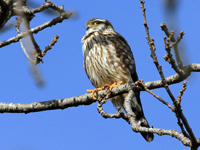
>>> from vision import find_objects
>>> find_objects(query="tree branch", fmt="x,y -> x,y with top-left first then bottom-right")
163,32 -> 184,76
135,80 -> 174,111
140,0 -> 176,103
0,62 -> 199,113
161,22 -> 183,69
123,90 -> 199,147
0,5 -> 72,48
140,1 -> 199,149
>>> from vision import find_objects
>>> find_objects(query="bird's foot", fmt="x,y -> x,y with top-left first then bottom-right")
105,81 -> 123,90
87,87 -> 104,100
87,81 -> 123,100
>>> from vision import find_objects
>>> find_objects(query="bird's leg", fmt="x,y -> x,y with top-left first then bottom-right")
87,81 -> 123,100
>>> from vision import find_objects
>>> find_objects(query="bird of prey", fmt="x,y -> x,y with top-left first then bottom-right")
81,18 -> 154,142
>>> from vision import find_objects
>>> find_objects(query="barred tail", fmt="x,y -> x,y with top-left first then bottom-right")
110,92 -> 154,142
130,92 -> 154,142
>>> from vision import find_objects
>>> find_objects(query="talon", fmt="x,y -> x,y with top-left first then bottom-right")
109,82 -> 117,90
117,81 -> 123,85
87,87 -> 104,100
104,84 -> 112,89
87,89 -> 94,93
86,81 -> 122,100
108,81 -> 123,90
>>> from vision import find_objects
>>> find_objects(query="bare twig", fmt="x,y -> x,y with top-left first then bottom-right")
23,18 -> 42,65
138,78 -> 190,142
178,110 -> 198,148
122,90 -> 197,147
136,79 -> 195,146
163,33 -> 183,75
160,23 -> 183,69
15,17 -> 35,63
170,31 -> 185,48
141,1 -> 198,149
97,101 -> 128,121
177,81 -> 187,105
7,0 -> 71,65
177,117 -> 189,138
42,35 -> 59,57
140,0 -> 176,103
95,87 -> 128,121
15,15 -> 45,86
32,1 -> 65,14
173,81 -> 198,148
0,9 -> 72,48
29,63 -> 45,86
135,80 -> 174,111
143,63 -> 199,90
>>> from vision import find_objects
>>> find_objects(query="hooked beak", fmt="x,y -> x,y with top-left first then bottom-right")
86,24 -> 92,30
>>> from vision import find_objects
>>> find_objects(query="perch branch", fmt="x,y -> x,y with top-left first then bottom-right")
0,63 -> 199,113
0,65 -> 199,147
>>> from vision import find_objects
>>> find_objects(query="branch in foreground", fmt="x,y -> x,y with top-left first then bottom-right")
97,102 -> 128,121
0,65 -> 200,147
96,90 -> 128,121
0,63 -> 199,113
123,90 -> 198,147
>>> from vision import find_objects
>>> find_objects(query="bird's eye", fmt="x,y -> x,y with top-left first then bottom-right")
94,21 -> 100,25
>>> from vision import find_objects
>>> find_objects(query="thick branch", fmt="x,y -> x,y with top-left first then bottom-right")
0,62 -> 199,113
0,63 -> 199,147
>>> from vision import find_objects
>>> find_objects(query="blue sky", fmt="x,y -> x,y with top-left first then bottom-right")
0,0 -> 199,150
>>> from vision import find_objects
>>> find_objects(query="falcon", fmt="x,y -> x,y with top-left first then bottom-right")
81,18 -> 154,142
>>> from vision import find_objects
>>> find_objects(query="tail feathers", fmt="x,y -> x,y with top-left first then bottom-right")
139,117 -> 154,142
130,93 -> 154,142
110,93 -> 154,142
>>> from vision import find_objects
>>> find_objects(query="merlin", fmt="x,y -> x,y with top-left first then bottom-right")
81,18 -> 154,142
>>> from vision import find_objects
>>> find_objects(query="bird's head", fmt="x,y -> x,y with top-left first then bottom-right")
85,18 -> 114,35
